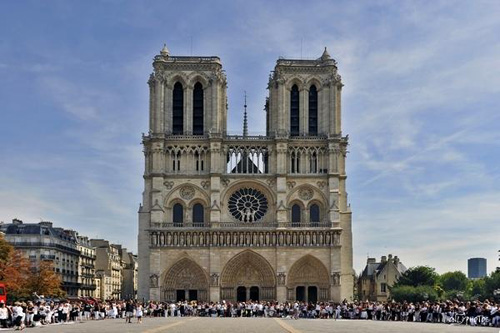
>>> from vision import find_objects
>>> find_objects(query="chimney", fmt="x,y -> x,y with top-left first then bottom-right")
381,256 -> 387,263
39,221 -> 53,228
12,218 -> 23,225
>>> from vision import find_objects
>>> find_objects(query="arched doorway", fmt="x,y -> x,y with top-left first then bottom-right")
162,258 -> 209,302
287,255 -> 330,302
220,250 -> 276,301
237,286 -> 246,302
250,286 -> 259,301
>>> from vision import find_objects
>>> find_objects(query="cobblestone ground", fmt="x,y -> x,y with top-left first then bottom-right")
1,318 -> 498,333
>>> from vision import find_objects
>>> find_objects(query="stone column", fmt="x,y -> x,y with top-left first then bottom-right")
185,86 -> 193,134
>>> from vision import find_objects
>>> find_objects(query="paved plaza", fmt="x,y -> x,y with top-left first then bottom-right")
1,318 -> 498,333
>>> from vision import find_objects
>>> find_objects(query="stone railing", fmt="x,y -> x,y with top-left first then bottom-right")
150,221 -> 333,229
148,228 -> 341,248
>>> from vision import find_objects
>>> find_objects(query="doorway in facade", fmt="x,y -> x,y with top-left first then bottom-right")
296,286 -> 305,301
237,286 -> 246,302
308,286 -> 318,303
176,290 -> 185,301
188,289 -> 198,301
249,286 -> 259,301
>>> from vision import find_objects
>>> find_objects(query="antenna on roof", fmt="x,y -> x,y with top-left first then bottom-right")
243,91 -> 248,137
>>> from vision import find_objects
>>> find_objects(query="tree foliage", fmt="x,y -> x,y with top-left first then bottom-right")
439,271 -> 469,292
391,285 -> 438,303
0,250 -> 31,300
0,233 -> 13,264
484,270 -> 500,299
27,260 -> 65,298
393,266 -> 439,287
0,236 -> 65,301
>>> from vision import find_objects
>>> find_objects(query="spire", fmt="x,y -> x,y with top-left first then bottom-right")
320,46 -> 331,60
243,91 -> 248,137
160,43 -> 170,56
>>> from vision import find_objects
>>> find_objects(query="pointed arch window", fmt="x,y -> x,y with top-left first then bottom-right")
193,82 -> 204,135
290,84 -> 300,136
192,203 -> 204,226
309,85 -> 318,135
172,82 -> 184,135
291,204 -> 301,227
173,203 -> 184,226
310,204 -> 320,227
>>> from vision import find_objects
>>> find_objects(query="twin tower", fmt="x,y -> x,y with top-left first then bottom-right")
138,45 -> 354,303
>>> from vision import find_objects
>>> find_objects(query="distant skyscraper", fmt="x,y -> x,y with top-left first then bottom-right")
468,258 -> 487,278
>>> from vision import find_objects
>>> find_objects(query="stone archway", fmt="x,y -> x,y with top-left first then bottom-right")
220,250 -> 276,301
287,255 -> 330,302
162,258 -> 209,302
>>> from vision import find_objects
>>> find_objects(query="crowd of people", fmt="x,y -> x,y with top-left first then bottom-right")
0,298 -> 499,330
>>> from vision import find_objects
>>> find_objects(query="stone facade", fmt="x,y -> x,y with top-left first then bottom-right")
358,254 -> 407,302
138,45 -> 354,302
91,239 -> 123,300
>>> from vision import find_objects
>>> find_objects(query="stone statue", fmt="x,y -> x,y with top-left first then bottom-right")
150,274 -> 158,288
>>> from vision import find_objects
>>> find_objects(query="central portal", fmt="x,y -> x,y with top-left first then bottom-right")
220,250 -> 276,301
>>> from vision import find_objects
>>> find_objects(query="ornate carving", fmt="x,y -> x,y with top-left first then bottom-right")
277,272 -> 286,285
266,178 -> 276,187
288,255 -> 330,288
287,181 -> 296,189
221,178 -> 230,187
317,181 -> 326,189
210,273 -> 220,287
331,272 -> 341,286
299,187 -> 314,200
201,180 -> 210,190
164,181 -> 174,190
163,258 -> 209,301
220,250 -> 276,293
150,274 -> 159,288
179,185 -> 195,200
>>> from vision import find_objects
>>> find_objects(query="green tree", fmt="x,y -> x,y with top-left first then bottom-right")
484,270 -> 500,299
393,266 -> 439,287
391,285 -> 438,303
439,271 -> 469,291
467,278 -> 486,300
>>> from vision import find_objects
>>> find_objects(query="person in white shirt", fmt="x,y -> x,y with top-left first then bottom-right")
0,302 -> 9,328
12,302 -> 25,330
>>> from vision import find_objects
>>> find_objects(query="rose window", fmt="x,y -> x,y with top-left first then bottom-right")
228,188 -> 268,222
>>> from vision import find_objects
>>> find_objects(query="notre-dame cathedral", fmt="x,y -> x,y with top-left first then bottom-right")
138,44 -> 354,303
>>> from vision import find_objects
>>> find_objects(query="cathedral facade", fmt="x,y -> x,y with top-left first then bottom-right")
137,45 -> 354,303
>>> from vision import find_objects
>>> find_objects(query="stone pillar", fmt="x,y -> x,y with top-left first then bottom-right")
185,86 -> 192,134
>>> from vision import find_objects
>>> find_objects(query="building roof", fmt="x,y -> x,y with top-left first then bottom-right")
0,220 -> 76,242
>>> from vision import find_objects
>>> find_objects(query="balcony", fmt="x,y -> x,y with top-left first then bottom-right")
151,221 -> 334,229
148,222 -> 341,248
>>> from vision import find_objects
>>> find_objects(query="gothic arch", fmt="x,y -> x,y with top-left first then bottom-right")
305,77 -> 323,91
286,184 -> 328,207
287,255 -> 330,288
220,250 -> 276,288
167,73 -> 188,88
162,257 -> 209,301
285,76 -> 306,91
164,183 -> 210,207
187,73 -> 210,88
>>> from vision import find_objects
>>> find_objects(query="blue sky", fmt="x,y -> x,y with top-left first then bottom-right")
1,0 -> 499,274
